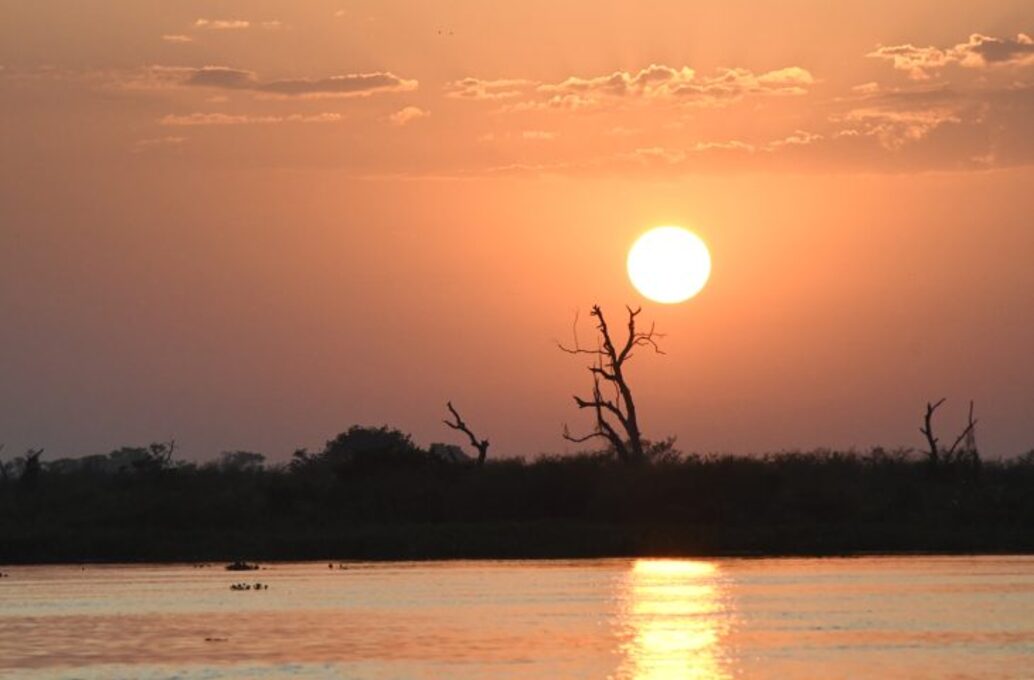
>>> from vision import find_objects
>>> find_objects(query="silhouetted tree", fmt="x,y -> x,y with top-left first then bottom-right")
643,436 -> 683,464
443,401 -> 490,466
560,305 -> 663,464
920,398 -> 980,474
217,451 -> 266,472
322,425 -> 428,475
289,448 -> 314,472
105,440 -> 177,475
20,448 -> 44,489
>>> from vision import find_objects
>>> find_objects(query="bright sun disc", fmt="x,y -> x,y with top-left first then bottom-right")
627,226 -> 712,303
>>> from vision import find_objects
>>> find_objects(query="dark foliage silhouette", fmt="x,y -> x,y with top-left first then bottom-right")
1,428 -> 1032,563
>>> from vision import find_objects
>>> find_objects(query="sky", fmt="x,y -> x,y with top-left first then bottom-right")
1,1 -> 1033,461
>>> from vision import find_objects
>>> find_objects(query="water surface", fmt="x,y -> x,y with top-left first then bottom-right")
1,556 -> 1031,679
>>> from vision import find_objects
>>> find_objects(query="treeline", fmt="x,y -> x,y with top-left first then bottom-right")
1,426 -> 1033,563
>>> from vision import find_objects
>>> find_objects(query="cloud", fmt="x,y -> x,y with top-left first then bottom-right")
617,132 -> 823,167
620,146 -> 688,165
21,64 -> 418,100
691,140 -> 757,153
192,18 -> 282,31
445,77 -> 534,100
183,66 -> 417,98
503,63 -> 814,110
522,130 -> 557,141
132,136 -> 187,153
159,112 -> 343,126
866,44 -> 953,80
194,19 -> 250,30
869,33 -> 1034,79
540,64 -> 696,97
258,73 -> 416,97
389,106 -> 429,125
108,65 -> 198,90
186,67 -> 257,89
162,35 -> 193,44
829,82 -> 1034,163
838,106 -> 962,149
764,129 -> 824,149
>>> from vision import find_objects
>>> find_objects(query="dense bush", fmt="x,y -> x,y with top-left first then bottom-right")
1,428 -> 1032,562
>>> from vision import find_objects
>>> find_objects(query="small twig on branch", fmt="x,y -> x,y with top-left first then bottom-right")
946,400 -> 978,457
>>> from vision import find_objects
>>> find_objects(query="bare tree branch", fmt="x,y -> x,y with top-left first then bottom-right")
947,400 -> 978,457
443,401 -> 490,465
920,398 -> 946,464
921,398 -> 980,472
562,424 -> 607,444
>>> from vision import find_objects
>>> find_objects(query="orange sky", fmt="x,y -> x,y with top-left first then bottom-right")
1,1 -> 1032,459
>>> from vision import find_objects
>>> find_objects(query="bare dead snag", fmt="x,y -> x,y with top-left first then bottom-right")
921,398 -> 980,470
920,398 -> 946,466
559,305 -> 663,464
443,401 -> 489,466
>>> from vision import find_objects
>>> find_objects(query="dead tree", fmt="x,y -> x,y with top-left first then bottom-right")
443,401 -> 490,466
920,398 -> 947,466
559,305 -> 663,464
920,398 -> 979,469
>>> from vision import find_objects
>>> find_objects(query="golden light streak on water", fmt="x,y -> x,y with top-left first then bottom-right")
618,559 -> 731,680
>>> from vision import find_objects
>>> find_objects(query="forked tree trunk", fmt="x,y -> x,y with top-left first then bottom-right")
560,305 -> 662,464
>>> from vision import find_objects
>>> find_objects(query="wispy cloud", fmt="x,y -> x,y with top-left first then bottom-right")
485,64 -> 814,111
444,78 -> 535,100
132,136 -> 187,152
194,19 -> 250,30
388,106 -> 430,125
837,106 -> 962,149
161,34 -> 193,44
159,112 -> 343,126
522,130 -> 557,141
185,66 -> 418,98
869,33 -> 1034,79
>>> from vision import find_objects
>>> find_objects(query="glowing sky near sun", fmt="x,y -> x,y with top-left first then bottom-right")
1,1 -> 1032,460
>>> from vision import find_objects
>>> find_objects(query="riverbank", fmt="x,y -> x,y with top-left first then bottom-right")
3,445 -> 1031,564
3,520 -> 1033,564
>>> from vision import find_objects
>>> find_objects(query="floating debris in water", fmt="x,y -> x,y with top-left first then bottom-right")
225,561 -> 260,571
229,582 -> 269,591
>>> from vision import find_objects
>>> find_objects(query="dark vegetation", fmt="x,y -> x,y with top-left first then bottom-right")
1,306 -> 1031,563
1,431 -> 1032,564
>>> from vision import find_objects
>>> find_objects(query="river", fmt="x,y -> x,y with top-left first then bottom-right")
1,556 -> 1031,678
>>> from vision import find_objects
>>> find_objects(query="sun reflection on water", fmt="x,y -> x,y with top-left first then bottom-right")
617,559 -> 731,680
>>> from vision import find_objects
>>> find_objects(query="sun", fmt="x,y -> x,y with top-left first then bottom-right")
627,226 -> 712,304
